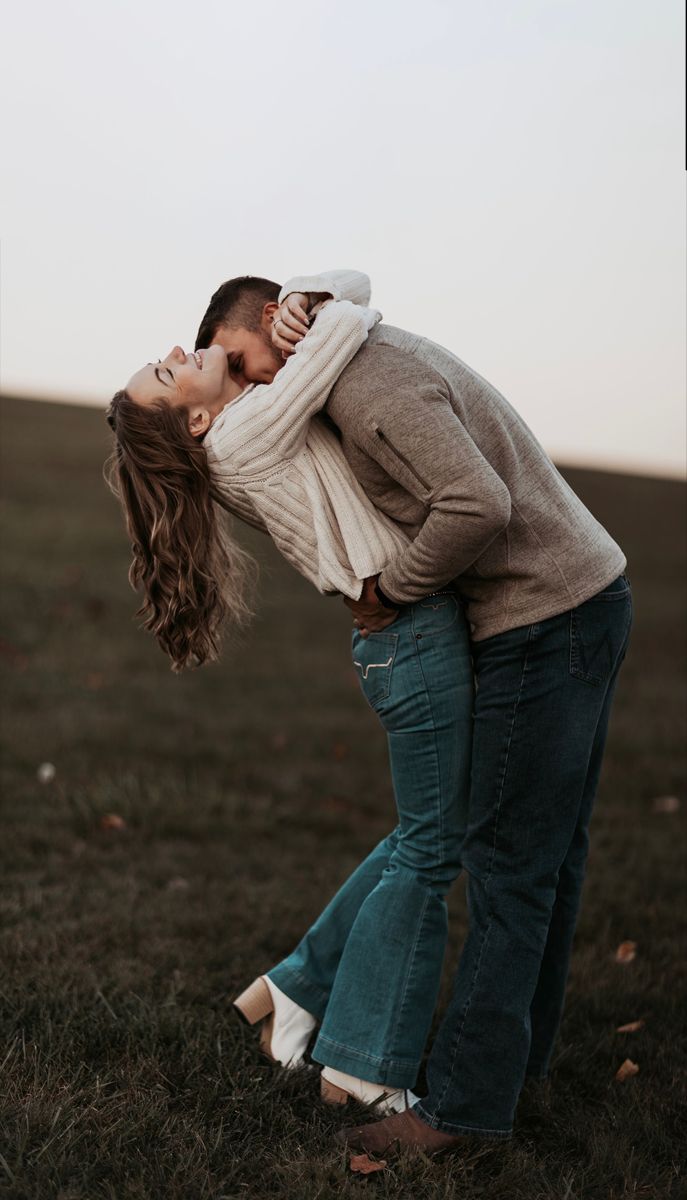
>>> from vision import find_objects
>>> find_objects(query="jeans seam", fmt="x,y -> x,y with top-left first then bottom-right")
384,888 -> 431,1064
432,629 -> 534,1118
411,624 -> 448,877
381,631 -> 444,1066
315,1033 -> 418,1070
569,611 -> 603,684
275,964 -> 331,1004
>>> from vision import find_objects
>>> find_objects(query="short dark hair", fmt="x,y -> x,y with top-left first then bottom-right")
195,276 -> 281,350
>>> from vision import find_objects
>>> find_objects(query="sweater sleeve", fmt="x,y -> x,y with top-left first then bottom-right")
333,346 -> 512,603
206,300 -> 380,474
278,270 -> 371,308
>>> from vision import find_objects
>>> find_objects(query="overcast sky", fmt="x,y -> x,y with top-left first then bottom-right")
1,0 -> 684,476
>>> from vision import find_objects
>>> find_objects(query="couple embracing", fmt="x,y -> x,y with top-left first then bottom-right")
105,269 -> 631,1158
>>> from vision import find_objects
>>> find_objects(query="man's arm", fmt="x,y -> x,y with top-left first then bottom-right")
333,344 -> 512,605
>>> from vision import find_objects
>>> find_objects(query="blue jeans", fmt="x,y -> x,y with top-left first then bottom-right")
413,574 -> 633,1137
268,593 -> 473,1087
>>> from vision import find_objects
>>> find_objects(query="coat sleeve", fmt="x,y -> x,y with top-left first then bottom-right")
332,345 -> 512,602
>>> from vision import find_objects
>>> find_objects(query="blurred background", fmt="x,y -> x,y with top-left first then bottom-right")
1,3 -> 685,1198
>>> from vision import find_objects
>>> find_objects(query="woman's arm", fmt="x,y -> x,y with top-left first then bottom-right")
205,299 -> 380,474
278,270 -> 371,309
273,271 -> 373,357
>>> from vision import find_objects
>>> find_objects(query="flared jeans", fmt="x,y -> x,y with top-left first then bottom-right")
268,592 -> 473,1088
268,575 -> 632,1132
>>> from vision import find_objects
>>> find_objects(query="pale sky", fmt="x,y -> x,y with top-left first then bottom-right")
1,0 -> 684,476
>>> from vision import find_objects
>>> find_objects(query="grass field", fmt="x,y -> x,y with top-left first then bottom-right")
1,395 -> 685,1200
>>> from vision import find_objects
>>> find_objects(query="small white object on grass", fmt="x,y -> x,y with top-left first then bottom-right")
166,877 -> 190,892
652,795 -> 680,814
37,762 -> 56,784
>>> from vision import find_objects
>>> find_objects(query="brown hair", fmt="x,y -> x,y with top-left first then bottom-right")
103,390 -> 256,672
194,275 -> 280,350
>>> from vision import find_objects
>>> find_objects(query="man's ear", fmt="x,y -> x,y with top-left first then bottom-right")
188,407 -> 211,439
261,301 -> 279,331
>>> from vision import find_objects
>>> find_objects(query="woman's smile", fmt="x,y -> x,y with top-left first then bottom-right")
125,341 -> 240,424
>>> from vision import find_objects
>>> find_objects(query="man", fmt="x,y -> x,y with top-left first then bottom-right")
195,270 -> 632,1153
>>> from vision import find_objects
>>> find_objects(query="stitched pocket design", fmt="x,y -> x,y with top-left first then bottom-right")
351,631 -> 399,709
569,577 -> 632,685
415,594 -> 460,635
569,612 -> 612,685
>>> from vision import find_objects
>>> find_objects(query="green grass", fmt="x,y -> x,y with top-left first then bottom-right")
1,395 -> 685,1199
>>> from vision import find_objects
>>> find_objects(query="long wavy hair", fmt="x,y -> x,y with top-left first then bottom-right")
103,391 -> 256,672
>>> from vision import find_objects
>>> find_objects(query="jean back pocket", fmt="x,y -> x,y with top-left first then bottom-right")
414,593 -> 461,636
351,630 -> 399,710
569,579 -> 632,686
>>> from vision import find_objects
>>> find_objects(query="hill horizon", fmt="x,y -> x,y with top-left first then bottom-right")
2,391 -> 684,484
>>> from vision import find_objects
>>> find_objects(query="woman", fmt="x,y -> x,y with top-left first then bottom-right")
106,280 -> 473,1113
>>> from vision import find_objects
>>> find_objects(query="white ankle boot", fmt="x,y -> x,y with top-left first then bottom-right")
320,1065 -> 419,1115
233,975 -> 317,1068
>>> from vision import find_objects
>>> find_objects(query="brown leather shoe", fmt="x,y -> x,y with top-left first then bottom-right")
336,1107 -> 467,1157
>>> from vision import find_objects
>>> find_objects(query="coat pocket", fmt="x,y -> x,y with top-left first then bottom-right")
373,427 -> 431,495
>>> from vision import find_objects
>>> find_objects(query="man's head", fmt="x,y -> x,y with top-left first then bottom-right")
195,276 -> 283,388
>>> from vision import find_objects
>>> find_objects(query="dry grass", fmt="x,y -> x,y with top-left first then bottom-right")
0,396 -> 685,1199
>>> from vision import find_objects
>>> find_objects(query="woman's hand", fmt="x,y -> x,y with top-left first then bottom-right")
271,292 -> 311,358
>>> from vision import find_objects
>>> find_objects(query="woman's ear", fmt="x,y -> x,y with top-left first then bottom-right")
188,407 -> 211,439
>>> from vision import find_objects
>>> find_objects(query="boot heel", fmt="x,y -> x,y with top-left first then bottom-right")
233,976 -> 273,1025
321,1076 -> 350,1106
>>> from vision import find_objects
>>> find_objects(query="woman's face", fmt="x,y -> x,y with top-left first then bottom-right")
126,344 -> 242,435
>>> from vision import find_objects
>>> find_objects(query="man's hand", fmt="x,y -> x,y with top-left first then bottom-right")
344,575 -> 400,637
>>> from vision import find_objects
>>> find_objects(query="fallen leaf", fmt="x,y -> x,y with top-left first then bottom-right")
616,1019 -> 645,1034
615,1058 -> 639,1081
614,940 -> 637,964
271,732 -> 288,751
349,1153 -> 387,1175
652,795 -> 680,814
332,742 -> 349,761
100,813 -> 126,831
84,672 -> 105,690
37,762 -> 56,784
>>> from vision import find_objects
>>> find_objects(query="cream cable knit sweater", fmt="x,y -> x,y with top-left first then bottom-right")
203,290 -> 409,599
